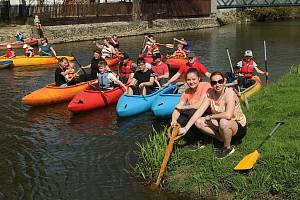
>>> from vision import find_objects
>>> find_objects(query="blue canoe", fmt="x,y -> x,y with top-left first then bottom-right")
151,88 -> 181,118
0,60 -> 13,69
116,85 -> 176,117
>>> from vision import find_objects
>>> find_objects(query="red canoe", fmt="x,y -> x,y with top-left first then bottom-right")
68,84 -> 127,113
0,39 -> 39,50
166,57 -> 188,70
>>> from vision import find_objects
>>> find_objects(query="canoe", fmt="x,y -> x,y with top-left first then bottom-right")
0,60 -> 13,69
105,57 -> 120,67
151,76 -> 262,118
22,81 -> 91,106
239,76 -> 262,102
0,39 -> 39,50
116,85 -> 176,117
68,83 -> 128,113
166,57 -> 188,70
0,56 -> 74,67
151,86 -> 180,118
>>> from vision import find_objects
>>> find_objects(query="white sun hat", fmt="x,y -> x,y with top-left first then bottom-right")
6,44 -> 12,49
244,50 -> 253,57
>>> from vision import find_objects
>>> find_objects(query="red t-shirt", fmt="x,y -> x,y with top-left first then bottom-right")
152,61 -> 169,77
180,82 -> 211,105
178,62 -> 208,76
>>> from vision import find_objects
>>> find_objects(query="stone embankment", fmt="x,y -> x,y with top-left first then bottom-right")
0,17 -> 220,44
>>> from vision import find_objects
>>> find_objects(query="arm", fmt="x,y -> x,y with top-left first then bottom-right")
140,76 -> 155,87
204,71 -> 211,78
82,64 -> 91,69
163,72 -> 181,86
173,38 -> 187,45
180,97 -> 211,134
129,78 -> 137,86
114,78 -> 128,93
254,66 -> 268,75
50,46 -> 57,57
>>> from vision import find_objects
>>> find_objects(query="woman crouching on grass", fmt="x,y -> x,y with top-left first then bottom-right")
178,71 -> 247,159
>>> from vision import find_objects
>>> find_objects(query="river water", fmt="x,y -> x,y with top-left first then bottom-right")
0,20 -> 300,200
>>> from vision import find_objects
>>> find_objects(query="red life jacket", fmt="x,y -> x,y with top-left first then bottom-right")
120,60 -> 134,78
240,59 -> 254,78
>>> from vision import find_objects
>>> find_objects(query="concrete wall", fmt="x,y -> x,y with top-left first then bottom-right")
40,17 -> 220,43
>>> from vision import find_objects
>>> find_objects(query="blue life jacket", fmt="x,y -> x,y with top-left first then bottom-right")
183,42 -> 190,51
97,72 -> 114,89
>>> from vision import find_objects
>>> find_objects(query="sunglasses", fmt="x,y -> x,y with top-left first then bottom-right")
210,79 -> 224,85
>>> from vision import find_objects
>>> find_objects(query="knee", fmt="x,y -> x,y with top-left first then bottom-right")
195,117 -> 206,129
219,119 -> 230,130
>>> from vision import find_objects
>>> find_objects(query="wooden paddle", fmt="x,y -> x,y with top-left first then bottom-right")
226,48 -> 249,110
70,52 -> 87,78
154,124 -> 180,187
160,43 -> 174,49
234,122 -> 284,171
264,40 -> 269,86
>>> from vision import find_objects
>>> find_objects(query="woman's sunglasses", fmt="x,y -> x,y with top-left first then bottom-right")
210,79 -> 224,86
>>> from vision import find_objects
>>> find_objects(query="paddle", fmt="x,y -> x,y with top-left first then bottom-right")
226,48 -> 249,110
70,52 -> 87,79
154,124 -> 180,187
264,40 -> 269,86
234,122 -> 284,171
160,43 -> 174,49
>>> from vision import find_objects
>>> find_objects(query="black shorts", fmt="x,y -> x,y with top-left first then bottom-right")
232,123 -> 247,144
177,109 -> 197,127
129,85 -> 154,95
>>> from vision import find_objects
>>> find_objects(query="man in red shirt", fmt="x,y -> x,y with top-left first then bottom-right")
164,52 -> 211,86
151,53 -> 169,85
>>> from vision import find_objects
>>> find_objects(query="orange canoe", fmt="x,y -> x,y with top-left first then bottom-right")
166,57 -> 188,70
22,81 -> 91,106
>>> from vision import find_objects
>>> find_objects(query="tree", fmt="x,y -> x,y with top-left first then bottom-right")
132,0 -> 141,21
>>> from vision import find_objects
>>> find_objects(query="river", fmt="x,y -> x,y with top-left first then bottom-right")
0,19 -> 299,200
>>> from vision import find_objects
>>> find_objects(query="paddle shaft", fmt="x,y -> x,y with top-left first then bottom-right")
257,122 -> 284,150
155,125 -> 180,186
70,53 -> 87,76
226,48 -> 234,74
264,40 -> 269,86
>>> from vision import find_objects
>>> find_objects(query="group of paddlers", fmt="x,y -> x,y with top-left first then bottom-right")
54,35 -> 269,158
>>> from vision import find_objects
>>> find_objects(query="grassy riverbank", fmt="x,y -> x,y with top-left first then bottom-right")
135,67 -> 300,199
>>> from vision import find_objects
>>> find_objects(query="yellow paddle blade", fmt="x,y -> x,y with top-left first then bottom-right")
234,150 -> 260,171
160,44 -> 174,48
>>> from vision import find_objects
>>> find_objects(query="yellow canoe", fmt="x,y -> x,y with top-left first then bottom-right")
22,81 -> 91,106
0,55 -> 74,67
239,76 -> 262,102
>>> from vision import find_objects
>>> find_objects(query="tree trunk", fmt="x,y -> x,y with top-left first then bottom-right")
132,0 -> 141,21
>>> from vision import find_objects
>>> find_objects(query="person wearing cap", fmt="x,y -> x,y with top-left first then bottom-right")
236,50 -> 268,88
164,52 -> 210,86
82,49 -> 105,80
151,53 -> 169,85
118,53 -> 137,84
39,38 -> 56,57
23,44 -> 34,57
4,45 -> 16,58
128,57 -> 155,95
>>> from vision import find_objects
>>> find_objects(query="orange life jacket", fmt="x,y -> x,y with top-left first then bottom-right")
120,60 -> 134,78
173,49 -> 186,58
240,59 -> 254,78
147,42 -> 160,55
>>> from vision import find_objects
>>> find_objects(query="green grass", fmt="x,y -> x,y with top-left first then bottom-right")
135,66 -> 300,199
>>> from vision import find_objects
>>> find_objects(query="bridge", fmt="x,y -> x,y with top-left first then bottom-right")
217,0 -> 300,9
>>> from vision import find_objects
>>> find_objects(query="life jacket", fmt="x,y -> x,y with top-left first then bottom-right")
5,49 -> 16,58
97,72 -> 114,89
25,48 -> 34,57
102,45 -> 113,58
173,49 -> 186,58
120,60 -> 134,78
147,42 -> 160,55
240,59 -> 254,78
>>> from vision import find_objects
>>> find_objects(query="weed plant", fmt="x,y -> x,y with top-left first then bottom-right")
135,69 -> 300,199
